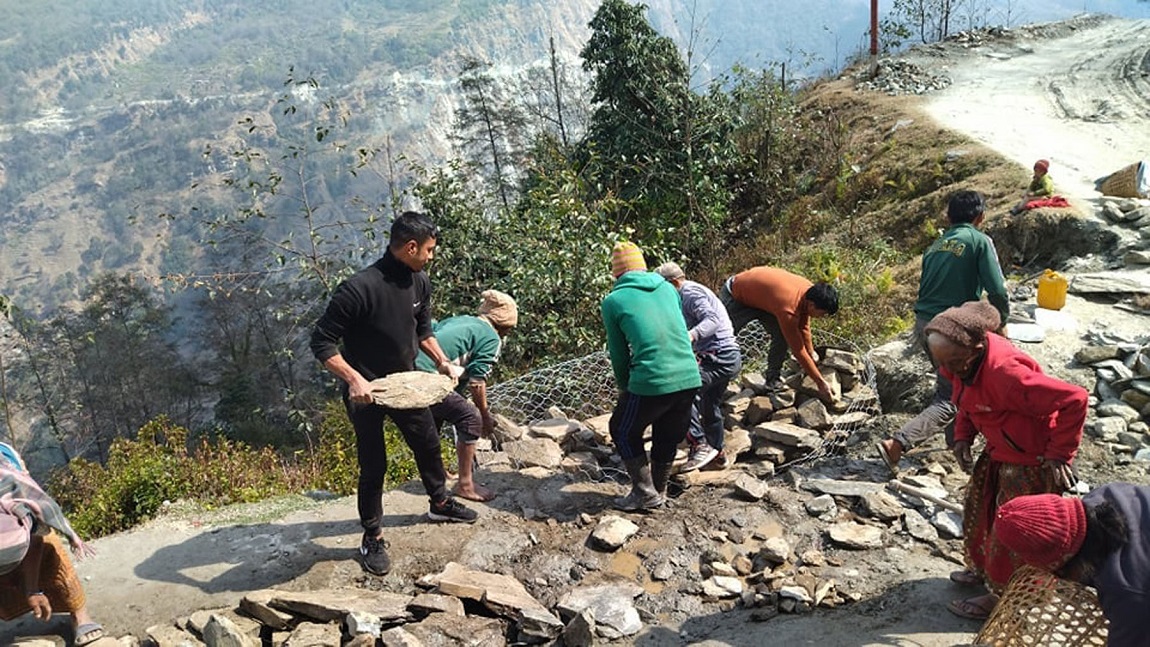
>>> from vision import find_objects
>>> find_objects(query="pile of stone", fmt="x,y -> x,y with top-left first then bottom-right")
1077,337 -> 1150,457
1098,198 -> 1150,266
489,348 -> 880,489
854,59 -> 952,96
127,561 -> 651,646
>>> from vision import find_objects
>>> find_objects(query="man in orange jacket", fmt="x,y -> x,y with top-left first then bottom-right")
719,266 -> 839,401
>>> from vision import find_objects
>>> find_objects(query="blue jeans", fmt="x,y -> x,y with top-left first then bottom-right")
687,347 -> 743,450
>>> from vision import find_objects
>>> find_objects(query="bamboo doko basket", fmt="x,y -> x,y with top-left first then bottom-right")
974,565 -> 1108,647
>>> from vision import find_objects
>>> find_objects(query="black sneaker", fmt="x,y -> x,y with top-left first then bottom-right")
359,532 -> 391,576
428,496 -> 479,523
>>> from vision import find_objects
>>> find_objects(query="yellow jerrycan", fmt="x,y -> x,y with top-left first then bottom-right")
1036,269 -> 1068,311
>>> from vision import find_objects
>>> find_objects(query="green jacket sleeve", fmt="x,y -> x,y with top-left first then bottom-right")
464,329 -> 501,381
978,236 -> 1010,323
601,298 -> 630,391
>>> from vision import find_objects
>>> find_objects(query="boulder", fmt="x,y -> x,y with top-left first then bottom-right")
503,437 -> 564,469
528,418 -> 579,443
904,509 -> 940,543
405,613 -> 505,647
407,593 -> 465,617
799,369 -> 842,401
428,562 -> 554,619
1097,399 -> 1142,423
201,614 -> 256,647
561,610 -> 595,647
827,522 -> 884,549
268,589 -> 413,625
753,422 -> 821,449
745,396 -> 775,425
556,583 -> 644,638
732,473 -> 769,501
759,537 -> 791,564
146,624 -> 202,647
343,611 -> 383,640
491,413 -> 526,443
1069,273 -> 1150,295
805,494 -> 838,518
238,591 -> 295,631
702,576 -> 744,598
282,622 -> 342,647
932,511 -> 964,539
796,398 -> 833,430
861,491 -> 905,522
379,627 -> 424,647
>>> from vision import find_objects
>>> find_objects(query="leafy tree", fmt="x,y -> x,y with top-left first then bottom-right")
454,57 -> 527,212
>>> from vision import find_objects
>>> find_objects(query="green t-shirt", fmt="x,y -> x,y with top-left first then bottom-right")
415,315 -> 502,383
1028,174 -> 1054,196
914,223 -> 1010,323
601,271 -> 702,396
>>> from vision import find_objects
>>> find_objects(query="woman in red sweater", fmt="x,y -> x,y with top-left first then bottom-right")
925,301 -> 1087,621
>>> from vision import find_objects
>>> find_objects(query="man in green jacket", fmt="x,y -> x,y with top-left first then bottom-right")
601,242 -> 702,512
416,289 -> 518,502
878,190 -> 1010,471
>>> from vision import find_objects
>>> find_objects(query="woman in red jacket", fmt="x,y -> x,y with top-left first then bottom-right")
924,301 -> 1087,621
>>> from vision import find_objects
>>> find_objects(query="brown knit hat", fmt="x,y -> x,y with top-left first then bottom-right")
478,289 -> 518,329
924,301 -> 1001,348
611,242 -> 646,278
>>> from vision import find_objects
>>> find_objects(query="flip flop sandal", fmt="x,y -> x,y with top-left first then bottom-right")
947,597 -> 994,621
949,569 -> 983,586
75,622 -> 105,647
876,441 -> 899,473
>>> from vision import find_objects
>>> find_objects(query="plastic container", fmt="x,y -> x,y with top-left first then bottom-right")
1036,269 -> 1068,311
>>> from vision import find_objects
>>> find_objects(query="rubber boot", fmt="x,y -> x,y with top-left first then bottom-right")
614,456 -> 664,512
651,461 -> 674,498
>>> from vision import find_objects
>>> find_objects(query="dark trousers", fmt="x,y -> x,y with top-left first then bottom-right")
345,399 -> 448,534
893,314 -> 957,449
610,388 -> 699,463
687,347 -> 743,450
720,278 -> 788,381
430,392 -> 482,444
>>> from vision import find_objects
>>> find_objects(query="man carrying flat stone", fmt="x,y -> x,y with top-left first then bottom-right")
877,189 -> 1010,472
416,289 -> 519,502
655,262 -> 742,473
311,211 -> 478,577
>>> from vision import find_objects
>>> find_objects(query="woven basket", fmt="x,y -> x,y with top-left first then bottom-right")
974,565 -> 1108,647
1098,161 -> 1144,198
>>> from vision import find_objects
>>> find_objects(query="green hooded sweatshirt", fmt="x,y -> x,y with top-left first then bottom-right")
601,271 -> 703,396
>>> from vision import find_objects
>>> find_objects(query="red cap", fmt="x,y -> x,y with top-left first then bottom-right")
995,494 -> 1086,571
1034,159 -> 1050,173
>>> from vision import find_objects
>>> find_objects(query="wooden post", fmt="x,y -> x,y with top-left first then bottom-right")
870,0 -> 880,78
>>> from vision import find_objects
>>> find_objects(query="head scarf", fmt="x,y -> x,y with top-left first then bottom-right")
0,460 -> 90,575
477,289 -> 518,329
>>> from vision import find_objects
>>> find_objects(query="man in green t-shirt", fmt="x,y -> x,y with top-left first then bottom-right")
416,290 -> 518,501
878,190 -> 1010,471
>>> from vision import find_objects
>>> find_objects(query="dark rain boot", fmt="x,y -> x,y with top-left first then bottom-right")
651,461 -> 674,498
614,457 -> 664,512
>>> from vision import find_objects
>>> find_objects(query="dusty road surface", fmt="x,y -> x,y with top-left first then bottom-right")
921,16 -> 1150,197
4,17 -> 1150,647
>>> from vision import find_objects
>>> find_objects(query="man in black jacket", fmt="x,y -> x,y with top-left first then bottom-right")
311,211 -> 477,576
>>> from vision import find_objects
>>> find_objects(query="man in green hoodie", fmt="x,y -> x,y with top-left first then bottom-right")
601,242 -> 702,512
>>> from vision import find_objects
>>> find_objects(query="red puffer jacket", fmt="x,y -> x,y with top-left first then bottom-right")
945,333 -> 1086,465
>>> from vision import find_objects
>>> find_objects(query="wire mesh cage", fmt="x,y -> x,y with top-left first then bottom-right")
487,320 -> 879,471
973,564 -> 1108,647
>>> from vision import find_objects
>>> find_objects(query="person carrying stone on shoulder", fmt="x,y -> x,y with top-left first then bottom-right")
601,243 -> 701,512
655,262 -> 742,473
415,289 -> 519,503
310,211 -> 478,577
0,443 -> 105,646
718,265 -> 839,401
877,189 -> 1010,472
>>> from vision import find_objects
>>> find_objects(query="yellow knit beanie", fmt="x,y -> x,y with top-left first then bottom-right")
611,241 -> 647,278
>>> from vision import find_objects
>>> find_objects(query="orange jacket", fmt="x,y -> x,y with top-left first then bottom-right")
730,267 -> 819,380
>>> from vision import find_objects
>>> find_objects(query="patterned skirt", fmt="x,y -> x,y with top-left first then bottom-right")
962,452 -> 1062,592
0,532 -> 86,620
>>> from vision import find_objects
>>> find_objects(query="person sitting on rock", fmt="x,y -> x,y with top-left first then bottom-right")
994,485 -> 1149,645
0,443 -> 104,646
601,242 -> 701,512
655,262 -> 742,473
719,265 -> 838,401
415,289 -> 519,502
877,189 -> 1009,472
1010,159 -> 1056,214
927,301 -> 1086,623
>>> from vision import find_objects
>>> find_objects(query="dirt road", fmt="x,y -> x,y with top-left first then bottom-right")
921,16 -> 1150,197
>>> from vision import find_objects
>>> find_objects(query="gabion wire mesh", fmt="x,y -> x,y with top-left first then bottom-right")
488,320 -> 879,470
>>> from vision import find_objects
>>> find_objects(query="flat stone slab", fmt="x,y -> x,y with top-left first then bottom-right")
369,371 -> 456,409
503,437 -> 564,469
405,613 -> 505,647
803,478 -> 884,497
827,522 -> 884,549
1069,272 -> 1150,294
752,421 -> 821,448
428,561 -> 555,620
269,589 -> 414,624
589,515 -> 640,551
